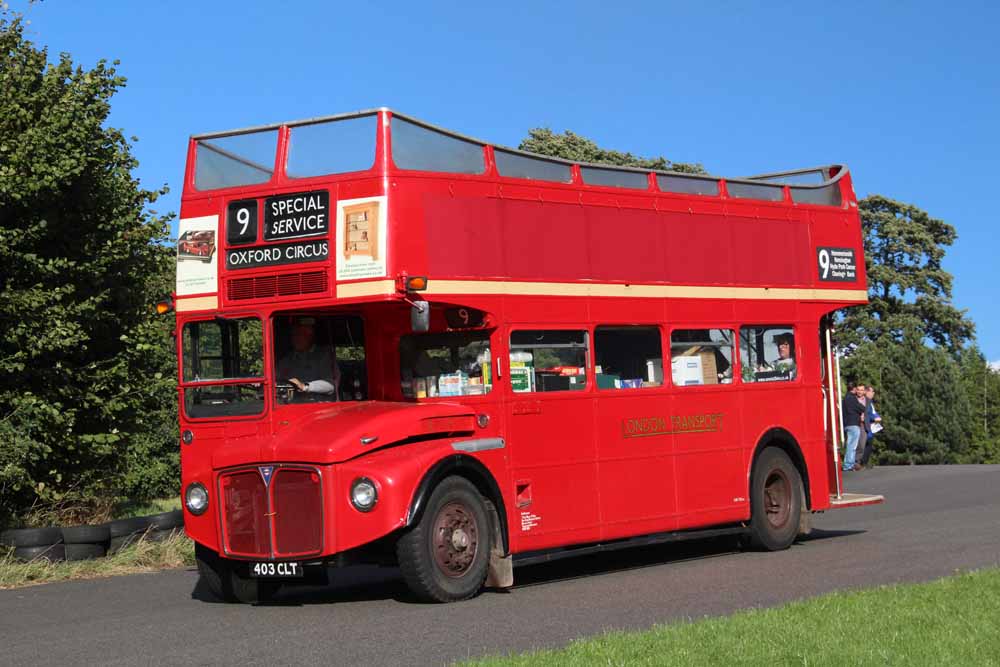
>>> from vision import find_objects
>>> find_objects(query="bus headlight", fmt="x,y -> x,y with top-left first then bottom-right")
350,478 -> 378,512
185,482 -> 209,515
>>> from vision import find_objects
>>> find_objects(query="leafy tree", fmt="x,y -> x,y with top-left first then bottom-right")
958,347 -> 1000,464
519,128 -> 706,174
841,327 -> 973,464
841,195 -> 974,354
0,9 -> 177,524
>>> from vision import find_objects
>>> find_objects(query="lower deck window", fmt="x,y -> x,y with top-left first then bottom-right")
670,329 -> 735,386
400,331 -> 492,397
740,326 -> 797,382
509,330 -> 588,393
594,326 -> 663,389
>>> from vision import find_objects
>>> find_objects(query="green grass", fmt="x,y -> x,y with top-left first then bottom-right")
112,496 -> 182,520
465,568 -> 1000,666
0,531 -> 195,589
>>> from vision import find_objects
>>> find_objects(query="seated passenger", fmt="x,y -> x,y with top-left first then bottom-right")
771,333 -> 796,377
277,321 -> 340,397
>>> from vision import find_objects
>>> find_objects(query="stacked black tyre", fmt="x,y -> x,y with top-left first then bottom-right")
62,524 -> 111,560
1,509 -> 185,563
107,510 -> 184,552
1,528 -> 65,562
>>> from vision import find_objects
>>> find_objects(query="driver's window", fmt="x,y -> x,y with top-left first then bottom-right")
272,314 -> 366,403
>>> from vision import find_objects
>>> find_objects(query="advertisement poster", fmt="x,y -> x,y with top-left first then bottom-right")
336,196 -> 387,281
176,215 -> 219,295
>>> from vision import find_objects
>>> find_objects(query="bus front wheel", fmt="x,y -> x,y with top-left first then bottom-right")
396,476 -> 491,603
748,447 -> 803,551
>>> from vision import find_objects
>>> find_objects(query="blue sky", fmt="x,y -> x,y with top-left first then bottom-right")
12,1 -> 1000,360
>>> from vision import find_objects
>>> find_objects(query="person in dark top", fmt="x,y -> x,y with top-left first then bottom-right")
277,321 -> 340,399
842,382 -> 866,472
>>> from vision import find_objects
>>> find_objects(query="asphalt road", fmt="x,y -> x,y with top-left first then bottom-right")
2,465 -> 998,666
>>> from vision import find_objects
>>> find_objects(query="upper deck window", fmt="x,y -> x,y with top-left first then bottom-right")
494,149 -> 572,183
580,166 -> 649,189
194,130 -> 278,191
742,169 -> 841,206
390,117 -> 485,175
657,174 -> 720,196
790,184 -> 841,207
726,181 -> 784,201
286,115 -> 377,179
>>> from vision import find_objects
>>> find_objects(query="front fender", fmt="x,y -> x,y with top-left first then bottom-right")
332,438 -> 509,556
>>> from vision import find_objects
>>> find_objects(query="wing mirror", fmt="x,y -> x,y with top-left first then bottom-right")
411,300 -> 429,332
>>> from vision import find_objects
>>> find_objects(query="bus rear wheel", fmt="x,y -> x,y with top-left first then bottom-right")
195,543 -> 281,604
396,476 -> 491,603
748,447 -> 803,551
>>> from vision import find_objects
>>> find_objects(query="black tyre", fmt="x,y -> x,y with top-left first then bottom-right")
396,476 -> 491,603
748,447 -> 803,551
1,527 -> 63,548
14,544 -> 66,562
195,543 -> 280,604
62,524 -> 111,545
106,516 -> 150,538
65,543 -> 107,561
147,510 -> 183,531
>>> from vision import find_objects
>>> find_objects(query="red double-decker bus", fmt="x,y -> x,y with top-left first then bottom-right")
174,108 -> 882,603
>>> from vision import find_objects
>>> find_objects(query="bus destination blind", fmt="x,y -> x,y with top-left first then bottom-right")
226,240 -> 329,270
264,190 -> 329,241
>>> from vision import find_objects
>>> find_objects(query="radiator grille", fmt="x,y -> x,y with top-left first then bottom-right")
272,469 -> 324,557
220,470 -> 271,558
226,271 -> 328,301
219,466 -> 324,559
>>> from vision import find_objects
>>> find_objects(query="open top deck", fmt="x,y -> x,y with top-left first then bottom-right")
177,108 -> 867,314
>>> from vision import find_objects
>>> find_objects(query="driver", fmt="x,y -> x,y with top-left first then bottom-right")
277,320 -> 339,397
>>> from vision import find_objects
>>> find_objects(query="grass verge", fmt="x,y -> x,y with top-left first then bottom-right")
465,567 -> 1000,666
112,496 -> 182,520
0,532 -> 194,590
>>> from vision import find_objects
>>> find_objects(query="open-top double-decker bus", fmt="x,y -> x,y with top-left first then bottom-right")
174,108 -> 882,603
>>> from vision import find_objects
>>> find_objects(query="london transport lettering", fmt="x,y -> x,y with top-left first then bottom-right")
621,413 -> 724,439
264,191 -> 329,241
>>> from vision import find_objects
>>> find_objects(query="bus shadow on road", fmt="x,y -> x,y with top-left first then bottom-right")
191,529 -> 866,606
191,565 -> 413,606
511,536 -> 742,589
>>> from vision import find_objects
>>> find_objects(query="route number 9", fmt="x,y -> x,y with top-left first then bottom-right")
236,207 -> 250,235
226,199 -> 258,245
444,307 -> 485,329
818,248 -> 831,279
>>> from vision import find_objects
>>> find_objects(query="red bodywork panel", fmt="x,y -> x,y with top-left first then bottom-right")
177,109 -> 869,563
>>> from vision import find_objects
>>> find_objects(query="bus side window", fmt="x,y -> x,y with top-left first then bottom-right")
509,330 -> 588,393
739,326 -> 797,383
594,326 -> 663,389
670,329 -> 735,386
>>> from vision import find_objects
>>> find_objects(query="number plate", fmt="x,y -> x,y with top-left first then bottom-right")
249,561 -> 304,578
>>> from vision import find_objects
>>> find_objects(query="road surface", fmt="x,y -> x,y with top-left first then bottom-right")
1,465 -> 998,665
